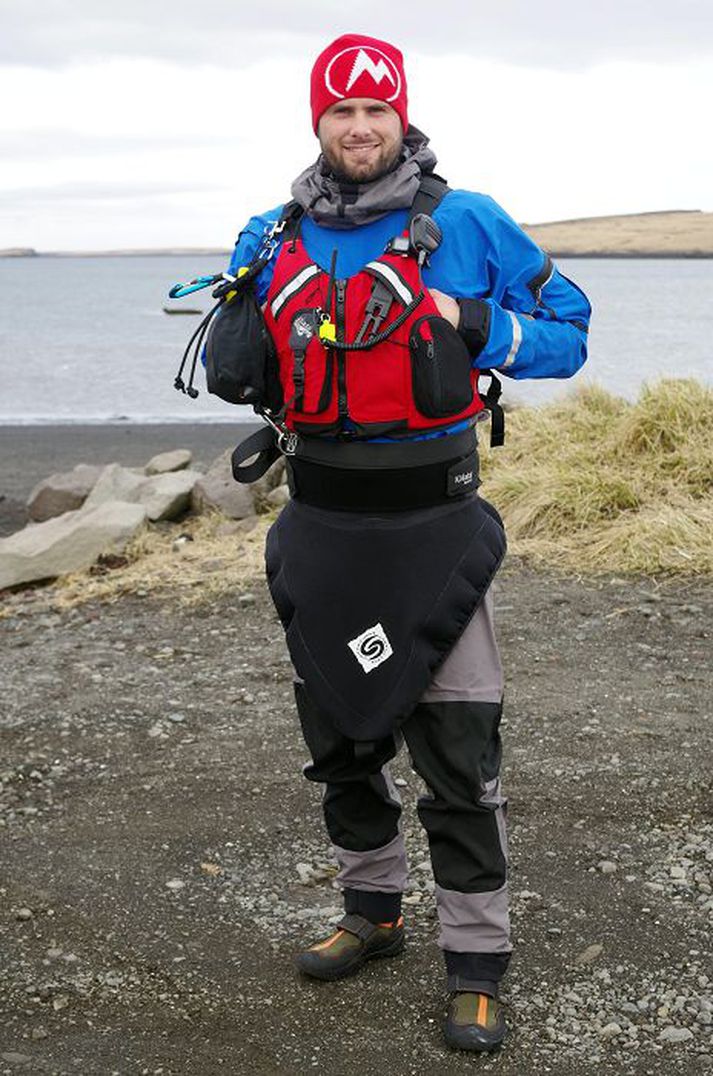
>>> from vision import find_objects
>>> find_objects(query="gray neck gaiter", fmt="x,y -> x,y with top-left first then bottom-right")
290,127 -> 438,229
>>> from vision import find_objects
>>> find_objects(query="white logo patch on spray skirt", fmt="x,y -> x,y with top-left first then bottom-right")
347,622 -> 393,673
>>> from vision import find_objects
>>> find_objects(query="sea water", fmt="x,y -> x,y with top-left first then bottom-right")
0,255 -> 710,423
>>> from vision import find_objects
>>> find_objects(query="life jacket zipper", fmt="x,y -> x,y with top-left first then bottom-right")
335,279 -> 348,423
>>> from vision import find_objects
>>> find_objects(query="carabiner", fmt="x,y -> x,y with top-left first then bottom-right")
168,274 -> 221,300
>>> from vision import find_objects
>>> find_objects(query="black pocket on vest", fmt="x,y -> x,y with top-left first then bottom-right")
409,315 -> 474,418
205,290 -> 282,410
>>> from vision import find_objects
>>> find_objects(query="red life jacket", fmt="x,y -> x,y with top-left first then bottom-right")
263,228 -> 487,438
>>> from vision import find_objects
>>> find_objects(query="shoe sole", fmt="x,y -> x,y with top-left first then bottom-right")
444,1031 -> 505,1054
296,933 -> 405,982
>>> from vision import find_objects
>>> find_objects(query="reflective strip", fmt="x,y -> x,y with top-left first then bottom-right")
365,261 -> 414,305
270,264 -> 320,319
501,312 -> 522,369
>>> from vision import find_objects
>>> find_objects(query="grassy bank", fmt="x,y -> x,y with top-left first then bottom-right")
480,378 -> 713,575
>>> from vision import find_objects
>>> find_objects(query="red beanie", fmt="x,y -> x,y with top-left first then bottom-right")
310,34 -> 408,134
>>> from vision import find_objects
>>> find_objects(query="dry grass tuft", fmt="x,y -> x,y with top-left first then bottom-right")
479,378 -> 713,575
51,511 -> 274,609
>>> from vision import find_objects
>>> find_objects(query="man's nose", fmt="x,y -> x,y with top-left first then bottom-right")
347,110 -> 373,138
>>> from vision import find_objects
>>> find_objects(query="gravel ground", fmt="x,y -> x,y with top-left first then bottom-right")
1,558 -> 711,1075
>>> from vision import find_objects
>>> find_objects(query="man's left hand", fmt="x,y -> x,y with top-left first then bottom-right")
428,288 -> 460,329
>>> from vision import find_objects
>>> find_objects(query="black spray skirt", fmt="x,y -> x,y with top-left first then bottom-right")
265,494 -> 506,742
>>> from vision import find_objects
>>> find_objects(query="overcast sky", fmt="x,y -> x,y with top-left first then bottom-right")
1,1 -> 711,251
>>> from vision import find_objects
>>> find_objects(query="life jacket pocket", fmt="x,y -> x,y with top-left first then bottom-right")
409,315 -> 474,418
288,309 -> 334,415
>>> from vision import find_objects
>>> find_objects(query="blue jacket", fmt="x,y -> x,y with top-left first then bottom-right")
228,188 -> 591,383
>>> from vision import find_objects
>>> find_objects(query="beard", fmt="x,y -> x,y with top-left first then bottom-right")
321,138 -> 403,185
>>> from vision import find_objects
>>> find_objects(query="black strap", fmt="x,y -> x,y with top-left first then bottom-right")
337,914 -> 379,942
231,426 -> 281,484
479,372 -> 505,448
407,173 -> 450,225
278,199 -> 306,245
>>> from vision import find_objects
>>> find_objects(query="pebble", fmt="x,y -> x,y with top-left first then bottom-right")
598,860 -> 618,874
659,1026 -> 694,1043
165,879 -> 185,891
575,943 -> 604,965
15,908 -> 33,921
600,1022 -> 622,1038
167,712 -> 186,723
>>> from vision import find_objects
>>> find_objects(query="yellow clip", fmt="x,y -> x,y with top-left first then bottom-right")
319,320 -> 337,343
237,266 -> 249,278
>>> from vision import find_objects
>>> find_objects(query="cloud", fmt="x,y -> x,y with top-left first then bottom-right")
0,179 -> 228,205
0,129 -> 235,160
1,0 -> 712,70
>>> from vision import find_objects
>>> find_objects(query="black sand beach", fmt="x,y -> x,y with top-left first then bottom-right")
0,423 -> 259,535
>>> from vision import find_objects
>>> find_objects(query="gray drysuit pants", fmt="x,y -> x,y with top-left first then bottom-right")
295,588 -> 512,990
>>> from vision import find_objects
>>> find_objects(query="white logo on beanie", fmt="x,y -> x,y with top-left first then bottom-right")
325,46 -> 401,102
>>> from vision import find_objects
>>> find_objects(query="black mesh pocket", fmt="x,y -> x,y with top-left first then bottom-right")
205,289 -> 282,410
409,315 -> 474,418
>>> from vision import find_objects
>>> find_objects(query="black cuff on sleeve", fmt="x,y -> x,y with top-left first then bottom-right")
456,298 -> 491,359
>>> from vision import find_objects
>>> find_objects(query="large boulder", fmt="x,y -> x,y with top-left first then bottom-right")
191,450 -> 255,520
0,502 -> 147,590
144,449 -> 192,475
84,463 -> 201,522
27,464 -> 104,522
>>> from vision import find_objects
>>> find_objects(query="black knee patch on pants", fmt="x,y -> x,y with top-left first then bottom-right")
403,700 -> 506,893
295,682 -> 401,853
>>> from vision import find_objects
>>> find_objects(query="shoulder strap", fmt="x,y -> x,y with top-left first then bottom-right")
277,199 -> 306,242
407,173 -> 450,225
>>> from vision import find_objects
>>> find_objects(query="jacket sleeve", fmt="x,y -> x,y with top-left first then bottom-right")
458,194 -> 591,380
227,204 -> 284,306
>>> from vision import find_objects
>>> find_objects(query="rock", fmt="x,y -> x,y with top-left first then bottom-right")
139,472 -> 200,522
250,456 -> 287,505
659,1026 -> 694,1043
266,485 -> 290,509
84,463 -> 201,522
575,943 -> 604,965
144,449 -> 192,475
598,860 -> 618,874
1,1054 -> 33,1065
165,879 -> 185,891
15,908 -> 33,921
0,502 -> 147,590
27,463 -> 103,522
215,518 -> 258,538
600,1022 -> 622,1038
191,450 -> 255,520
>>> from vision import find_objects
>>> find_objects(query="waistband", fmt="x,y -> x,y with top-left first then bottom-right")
292,426 -> 477,471
287,447 -> 480,512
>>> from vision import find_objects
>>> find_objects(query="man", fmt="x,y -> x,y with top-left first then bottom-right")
225,33 -> 590,1053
